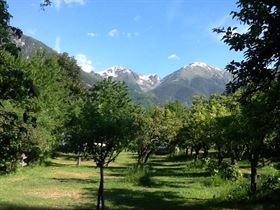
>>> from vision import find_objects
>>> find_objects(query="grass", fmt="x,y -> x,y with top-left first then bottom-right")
0,153 -> 279,210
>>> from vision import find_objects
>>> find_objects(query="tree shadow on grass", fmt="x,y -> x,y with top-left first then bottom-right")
151,167 -> 210,178
44,160 -> 69,167
0,203 -> 74,210
81,187 -> 192,210
81,187 -> 272,210
52,177 -> 97,185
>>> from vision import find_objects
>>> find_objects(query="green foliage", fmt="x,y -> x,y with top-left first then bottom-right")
259,174 -> 280,196
0,50 -> 34,103
214,0 -> 280,96
80,77 -> 138,166
0,0 -> 22,56
205,158 -> 242,181
225,179 -> 250,201
125,164 -> 152,187
0,110 -> 26,173
130,103 -> 184,165
0,48 -> 36,173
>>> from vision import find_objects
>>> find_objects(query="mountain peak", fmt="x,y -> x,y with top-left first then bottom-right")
189,62 -> 209,68
97,65 -> 132,77
183,62 -> 222,72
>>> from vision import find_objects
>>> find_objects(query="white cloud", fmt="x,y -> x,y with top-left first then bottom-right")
133,15 -> 141,23
64,0 -> 86,5
168,54 -> 180,60
108,29 -> 120,37
108,29 -> 139,38
54,36 -> 61,53
87,32 -> 97,37
53,0 -> 85,10
75,54 -> 94,73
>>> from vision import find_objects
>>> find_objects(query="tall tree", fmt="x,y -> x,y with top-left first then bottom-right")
80,78 -> 137,210
214,0 -> 280,194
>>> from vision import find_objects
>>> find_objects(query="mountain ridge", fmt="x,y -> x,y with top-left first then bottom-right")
19,35 -> 230,106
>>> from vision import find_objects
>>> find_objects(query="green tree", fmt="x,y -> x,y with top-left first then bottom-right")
0,0 -> 22,56
214,0 -> 280,194
131,105 -> 183,166
80,78 -> 137,210
0,50 -> 36,172
178,96 -> 210,160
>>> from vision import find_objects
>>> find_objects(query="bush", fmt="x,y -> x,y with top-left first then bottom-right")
187,159 -> 206,169
202,175 -> 225,187
259,174 -> 280,196
205,158 -> 242,180
125,164 -> 153,187
226,179 -> 250,201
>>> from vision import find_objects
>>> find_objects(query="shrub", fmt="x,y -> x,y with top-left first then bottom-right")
205,158 -> 242,180
226,179 -> 250,201
125,164 -> 152,187
259,174 -> 280,196
202,175 -> 225,187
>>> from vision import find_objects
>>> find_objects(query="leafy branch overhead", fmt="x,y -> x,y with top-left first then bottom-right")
214,0 -> 280,98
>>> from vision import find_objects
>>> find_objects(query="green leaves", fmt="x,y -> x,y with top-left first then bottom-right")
215,0 -> 280,96
80,77 -> 137,165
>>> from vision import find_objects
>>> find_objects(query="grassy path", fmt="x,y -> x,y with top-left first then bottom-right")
0,153 -> 278,210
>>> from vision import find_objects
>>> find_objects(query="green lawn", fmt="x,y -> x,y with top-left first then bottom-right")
0,153 -> 279,210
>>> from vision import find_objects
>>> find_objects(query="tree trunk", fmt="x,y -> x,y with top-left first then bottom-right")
97,163 -> 105,210
137,151 -> 143,166
185,147 -> 188,157
250,153 -> 258,195
76,153 -> 81,166
203,146 -> 208,158
217,147 -> 223,165
190,147 -> 194,158
144,150 -> 153,164
194,148 -> 199,161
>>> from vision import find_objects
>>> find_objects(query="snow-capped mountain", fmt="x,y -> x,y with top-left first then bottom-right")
97,66 -> 131,78
162,62 -> 229,83
91,62 -> 230,105
18,34 -> 231,106
96,66 -> 161,91
152,62 -> 231,105
138,74 -> 161,91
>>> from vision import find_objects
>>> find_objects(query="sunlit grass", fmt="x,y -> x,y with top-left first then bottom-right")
0,152 -> 279,210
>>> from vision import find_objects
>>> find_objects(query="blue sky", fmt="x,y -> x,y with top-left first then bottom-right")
7,0 -> 246,77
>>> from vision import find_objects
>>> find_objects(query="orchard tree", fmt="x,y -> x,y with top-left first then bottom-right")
207,95 -> 242,164
80,78 -> 138,210
132,105 -> 182,165
214,0 -> 280,194
0,50 -> 36,172
129,107 -> 154,166
178,96 -> 210,160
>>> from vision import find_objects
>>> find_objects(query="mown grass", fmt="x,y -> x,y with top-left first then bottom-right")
0,153 -> 279,210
